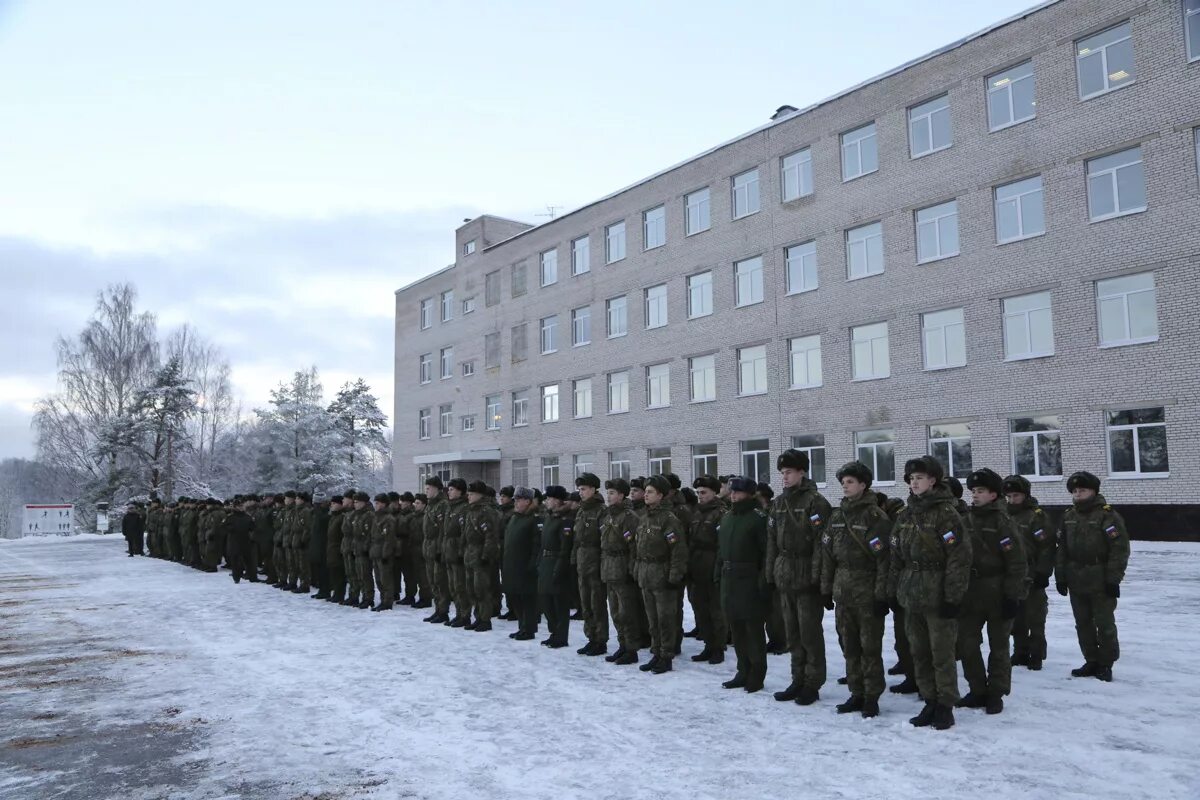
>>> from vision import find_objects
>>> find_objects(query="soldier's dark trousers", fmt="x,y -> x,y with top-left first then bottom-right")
357,554 -> 374,604
343,552 -> 360,599
273,546 -> 287,583
767,585 -> 785,645
511,591 -> 539,634
125,535 -> 142,556
780,590 -> 826,690
297,553 -> 311,591
607,580 -> 639,651
1013,587 -> 1048,660
958,603 -> 1014,696
168,531 -> 182,562
578,570 -> 609,645
907,610 -> 961,707
372,558 -> 394,608
893,607 -> 913,673
643,586 -> 680,660
490,563 -> 502,616
391,556 -> 404,601
837,603 -> 885,698
327,552 -> 346,601
433,559 -> 452,616
1069,591 -> 1119,667
411,552 -> 429,602
730,619 -> 767,684
539,589 -> 569,642
449,561 -> 472,621
228,534 -> 251,582
399,549 -> 417,599
311,558 -> 326,592
687,555 -> 727,653
470,566 -> 493,623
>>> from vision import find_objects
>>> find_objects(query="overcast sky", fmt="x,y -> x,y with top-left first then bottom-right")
0,0 -> 1042,459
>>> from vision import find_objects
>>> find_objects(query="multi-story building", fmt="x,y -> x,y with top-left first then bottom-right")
395,0 -> 1200,531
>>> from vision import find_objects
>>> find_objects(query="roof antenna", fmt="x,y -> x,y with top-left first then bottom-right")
535,205 -> 562,220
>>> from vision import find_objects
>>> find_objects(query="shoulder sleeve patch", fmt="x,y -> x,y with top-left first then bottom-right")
942,530 -> 958,546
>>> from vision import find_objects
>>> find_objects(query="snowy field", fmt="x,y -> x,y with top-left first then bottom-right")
0,536 -> 1197,800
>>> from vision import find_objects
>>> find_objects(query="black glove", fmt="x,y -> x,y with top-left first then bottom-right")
873,600 -> 889,618
1056,583 -> 1068,597
939,601 -> 960,619
821,594 -> 834,611
1105,583 -> 1120,599
1001,598 -> 1020,619
889,598 -> 903,614
1035,574 -> 1050,589
666,581 -> 683,591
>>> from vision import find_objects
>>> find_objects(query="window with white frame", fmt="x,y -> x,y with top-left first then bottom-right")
987,61 -> 1036,131
463,239 -> 476,256
1087,147 -> 1146,222
511,458 -> 529,488
512,323 -> 528,362
915,201 -> 959,263
419,298 -> 433,330
995,176 -> 1045,243
485,394 -> 501,430
740,438 -> 771,483
511,262 -> 527,298
461,360 -> 475,378
1076,22 -> 1135,99
440,347 -> 453,379
855,429 -> 896,484
606,221 -> 626,263
841,123 -> 878,181
781,148 -> 813,201
648,447 -> 672,476
687,271 -> 713,318
922,308 -> 966,370
607,296 -> 627,338
732,169 -> 761,218
462,296 -> 476,315
441,290 -> 454,322
572,236 -> 590,276
540,248 -> 558,287
645,284 -> 668,329
540,315 -> 558,354
608,371 -> 629,414
571,306 -> 591,346
439,404 -> 453,437
689,354 -> 716,402
1010,416 -> 1062,478
685,188 -> 711,235
573,378 -> 592,419
1003,291 -> 1054,360
791,434 -> 827,485
785,241 -> 818,294
846,222 -> 884,279
461,414 -> 476,432
541,384 -> 559,423
485,270 -> 501,307
542,456 -> 560,487
909,95 -> 952,157
851,322 -> 890,380
573,454 -> 594,480
419,353 -> 432,384
789,335 -> 822,389
734,256 -> 764,307
484,332 -> 499,369
512,391 -> 529,427
928,422 -> 972,479
692,444 -> 718,478
418,408 -> 431,440
644,205 -> 666,250
1189,0 -> 1200,62
646,363 -> 671,408
609,450 -> 631,480
1098,272 -> 1158,346
1107,407 -> 1168,475
737,345 -> 767,396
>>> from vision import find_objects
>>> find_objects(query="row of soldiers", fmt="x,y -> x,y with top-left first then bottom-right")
122,449 -> 1130,732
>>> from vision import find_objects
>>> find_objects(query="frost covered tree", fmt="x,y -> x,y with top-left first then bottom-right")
328,378 -> 389,486
254,368 -> 349,494
122,357 -> 197,496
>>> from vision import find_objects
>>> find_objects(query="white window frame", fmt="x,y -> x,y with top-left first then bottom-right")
850,322 -> 890,381
573,454 -> 594,481
573,378 -> 593,419
462,296 -> 476,315
922,308 -> 966,370
419,299 -> 433,330
540,315 -> 558,355
419,353 -> 432,385
607,296 -> 628,338
781,148 -> 813,201
1076,22 -> 1135,100
994,176 -> 1045,244
791,434 -> 827,487
606,221 -> 626,263
987,61 -> 1036,132
542,456 -> 560,487
643,205 -> 666,250
1105,408 -> 1168,477
571,306 -> 592,347
441,290 -> 454,322
788,335 -> 822,389
740,439 -> 771,484
1086,147 -> 1146,222
439,404 -> 453,438
609,452 -> 631,480
461,414 -> 476,432
512,392 -> 529,428
511,459 -> 529,488
687,271 -> 713,319
541,384 -> 560,423
908,94 -> 952,158
1097,272 -> 1158,347
646,363 -> 671,409
418,408 -> 431,440
785,241 -> 818,295
644,284 -> 668,330
461,360 -> 475,378
854,429 -> 896,486
737,345 -> 767,396
463,239 -> 476,256
927,423 -> 972,480
1003,291 -> 1054,361
734,256 -> 764,308
439,347 -> 453,380
648,447 -> 672,476
841,123 -> 878,181
732,169 -> 761,219
1009,416 -> 1063,480
1189,0 -> 1200,63
915,201 -> 960,263
572,235 -> 590,276
485,395 -> 501,430
689,355 -> 716,403
685,188 -> 711,235
540,249 -> 558,287
691,444 -> 718,479
846,222 -> 884,280
608,371 -> 630,414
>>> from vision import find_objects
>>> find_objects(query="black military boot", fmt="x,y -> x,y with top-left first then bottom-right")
398,596 -> 415,606
690,646 -> 713,663
773,682 -> 801,702
1094,665 -> 1113,682
956,691 -> 987,709
890,676 -> 919,694
887,662 -> 906,676
614,650 -> 638,665
513,631 -> 535,641
932,704 -> 955,730
1027,655 -> 1043,671
795,687 -> 820,706
639,655 -> 661,672
313,590 -> 330,600
683,627 -> 699,639
473,620 -> 492,632
576,642 -> 592,655
463,619 -> 477,630
546,638 -> 568,649
1071,662 -> 1097,678
837,676 -> 848,685
651,657 -> 673,674
836,696 -> 864,714
357,598 -> 372,610
909,702 -> 936,727
605,646 -> 626,663
449,617 -> 466,628
570,610 -> 585,620
413,597 -> 432,609
985,694 -> 1004,714
861,697 -> 880,718
1011,651 -> 1029,667
708,649 -> 725,665
766,640 -> 787,655
722,673 -> 747,689
342,594 -> 358,606
745,669 -> 766,694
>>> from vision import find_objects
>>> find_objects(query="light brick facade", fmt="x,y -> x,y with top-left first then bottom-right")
394,0 -> 1200,519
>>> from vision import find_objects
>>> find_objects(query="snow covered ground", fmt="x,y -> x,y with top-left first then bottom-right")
0,535 -> 1197,800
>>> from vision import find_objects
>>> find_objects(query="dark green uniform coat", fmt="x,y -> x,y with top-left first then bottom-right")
1056,494 -> 1129,668
716,497 -> 769,686
959,502 -> 1026,696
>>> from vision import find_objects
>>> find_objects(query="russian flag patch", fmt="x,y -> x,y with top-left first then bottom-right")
622,530 -> 633,542
665,531 -> 678,544
1105,525 -> 1119,540
869,537 -> 883,552
1033,528 -> 1045,540
1000,537 -> 1013,551
942,530 -> 957,545
810,513 -> 822,526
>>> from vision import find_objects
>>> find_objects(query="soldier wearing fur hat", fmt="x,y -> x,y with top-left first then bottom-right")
766,448 -> 834,706
599,478 -> 643,664
368,494 -> 399,611
440,478 -> 473,627
396,492 -> 420,606
538,485 -> 574,648
407,493 -> 431,608
502,487 -> 541,639
1056,471 -> 1129,683
1003,474 -> 1055,670
717,476 -> 770,692
272,492 -> 294,588
633,474 -> 688,674
221,496 -> 257,584
323,495 -> 348,603
569,472 -> 609,656
350,491 -> 375,608
956,468 -> 1026,714
463,481 -> 501,630
686,475 -> 728,665
888,455 -> 970,731
421,476 -> 452,624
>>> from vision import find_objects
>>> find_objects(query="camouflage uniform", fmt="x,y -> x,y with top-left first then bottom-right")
1006,491 -> 1056,664
351,503 -> 375,606
145,504 -> 162,558
180,504 -> 199,568
325,505 -> 347,601
687,498 -> 728,659
422,492 -> 450,619
1056,494 -> 1129,671
340,504 -> 361,604
370,505 -> 399,610
273,502 -> 291,586
291,501 -> 314,592
407,506 -> 428,605
252,503 -> 275,582
601,502 -> 642,657
571,494 -> 608,649
633,503 -> 688,665
463,497 -> 501,629
537,505 -> 573,645
442,495 -> 471,624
